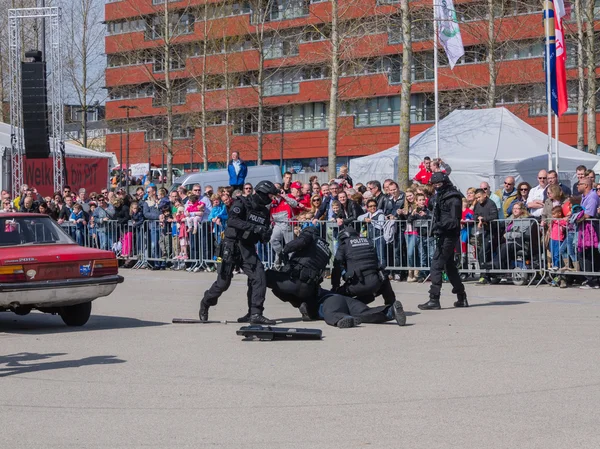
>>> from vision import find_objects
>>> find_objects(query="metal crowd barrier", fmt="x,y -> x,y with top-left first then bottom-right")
542,217 -> 600,284
58,216 -> 600,285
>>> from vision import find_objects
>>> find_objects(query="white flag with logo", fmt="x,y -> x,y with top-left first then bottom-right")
435,0 -> 465,69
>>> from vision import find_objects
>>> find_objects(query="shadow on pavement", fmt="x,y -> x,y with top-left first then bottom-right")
0,352 -> 125,378
0,313 -> 167,334
468,301 -> 529,307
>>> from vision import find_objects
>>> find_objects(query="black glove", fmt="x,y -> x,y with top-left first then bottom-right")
280,252 -> 289,265
261,227 -> 273,243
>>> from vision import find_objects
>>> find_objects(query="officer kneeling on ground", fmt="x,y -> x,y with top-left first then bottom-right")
331,227 -> 406,325
199,180 -> 279,325
418,172 -> 468,310
316,288 -> 406,328
266,225 -> 331,321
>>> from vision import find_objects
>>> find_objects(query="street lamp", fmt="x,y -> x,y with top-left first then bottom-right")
118,105 -> 139,192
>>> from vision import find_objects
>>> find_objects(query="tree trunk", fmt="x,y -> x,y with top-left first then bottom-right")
223,39 -> 232,164
575,0 -> 585,151
486,0 -> 496,108
327,0 -> 340,181
80,0 -> 89,149
163,6 -> 174,186
585,0 -> 596,153
397,0 -> 412,190
257,44 -> 265,165
201,5 -> 209,171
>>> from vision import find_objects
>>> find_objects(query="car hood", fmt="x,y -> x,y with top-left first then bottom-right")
0,244 -> 115,265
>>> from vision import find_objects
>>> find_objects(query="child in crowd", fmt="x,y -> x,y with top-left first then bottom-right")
175,206 -> 188,260
69,203 -> 86,245
157,205 -> 173,267
88,202 -> 97,248
549,206 -> 566,270
184,194 -> 205,234
460,198 -> 475,266
328,200 -> 344,254
208,194 -> 228,262
408,193 -> 433,281
561,196 -> 582,272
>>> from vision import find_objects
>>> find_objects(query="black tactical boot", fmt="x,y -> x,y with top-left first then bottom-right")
418,297 -> 441,310
249,314 -> 276,325
336,316 -> 362,328
454,293 -> 469,308
392,301 -> 407,326
199,302 -> 210,322
237,312 -> 251,323
298,302 -> 313,322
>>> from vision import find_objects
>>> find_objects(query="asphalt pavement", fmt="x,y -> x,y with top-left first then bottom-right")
1,269 -> 600,449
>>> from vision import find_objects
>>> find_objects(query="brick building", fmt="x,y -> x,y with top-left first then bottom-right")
104,0 -> 600,173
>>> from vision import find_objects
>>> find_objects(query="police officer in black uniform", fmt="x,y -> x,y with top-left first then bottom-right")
317,288 -> 406,328
418,172 -> 468,310
266,225 -> 331,321
331,227 -> 406,325
199,180 -> 279,324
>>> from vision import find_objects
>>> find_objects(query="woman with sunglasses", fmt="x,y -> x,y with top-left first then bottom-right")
1,199 -> 13,213
242,183 -> 253,197
506,182 -> 531,217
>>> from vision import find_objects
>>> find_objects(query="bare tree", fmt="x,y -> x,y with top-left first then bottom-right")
571,0 -> 586,151
584,0 -> 596,153
397,0 -> 412,190
62,0 -> 106,149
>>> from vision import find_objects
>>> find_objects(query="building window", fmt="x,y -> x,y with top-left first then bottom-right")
264,35 -> 299,59
263,69 -> 300,96
412,52 -> 434,81
410,93 -> 435,123
343,96 -> 401,127
282,102 -> 327,130
251,0 -> 309,22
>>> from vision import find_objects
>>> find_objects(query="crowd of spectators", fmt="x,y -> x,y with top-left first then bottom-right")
2,158 -> 599,288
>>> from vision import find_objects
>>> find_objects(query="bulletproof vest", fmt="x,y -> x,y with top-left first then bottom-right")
224,196 -> 269,241
291,236 -> 331,282
345,236 -> 380,278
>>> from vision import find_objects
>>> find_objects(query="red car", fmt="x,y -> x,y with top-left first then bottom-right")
0,213 -> 124,326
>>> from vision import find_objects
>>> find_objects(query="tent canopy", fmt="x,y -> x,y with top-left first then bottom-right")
0,122 -> 112,160
350,108 -> 600,193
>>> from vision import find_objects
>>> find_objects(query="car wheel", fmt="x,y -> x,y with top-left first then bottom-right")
59,302 -> 92,327
512,269 -> 530,287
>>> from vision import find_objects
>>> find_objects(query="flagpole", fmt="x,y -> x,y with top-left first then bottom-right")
544,1 -> 553,171
433,1 -> 440,159
555,113 -> 559,172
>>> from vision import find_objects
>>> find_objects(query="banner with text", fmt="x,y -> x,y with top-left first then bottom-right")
23,157 -> 109,197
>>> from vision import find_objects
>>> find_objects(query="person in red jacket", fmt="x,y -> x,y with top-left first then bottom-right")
291,181 -> 311,212
413,157 -> 432,185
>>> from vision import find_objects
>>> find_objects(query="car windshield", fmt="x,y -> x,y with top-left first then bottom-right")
0,216 -> 75,247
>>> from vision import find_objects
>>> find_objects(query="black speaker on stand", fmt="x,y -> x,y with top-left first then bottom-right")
21,50 -> 50,159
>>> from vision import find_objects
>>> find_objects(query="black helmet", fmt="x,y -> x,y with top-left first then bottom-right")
430,172 -> 449,185
338,226 -> 358,242
253,180 -> 278,206
255,180 -> 278,196
302,225 -> 320,238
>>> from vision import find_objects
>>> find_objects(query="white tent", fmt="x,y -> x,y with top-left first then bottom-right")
0,122 -> 113,160
350,108 -> 600,194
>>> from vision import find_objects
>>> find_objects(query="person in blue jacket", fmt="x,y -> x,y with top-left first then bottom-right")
228,152 -> 248,191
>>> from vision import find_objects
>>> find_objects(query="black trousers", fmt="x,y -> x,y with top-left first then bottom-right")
321,294 -> 391,327
338,272 -> 396,305
266,269 -> 319,312
201,241 -> 267,315
429,235 -> 465,299
579,249 -> 600,287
